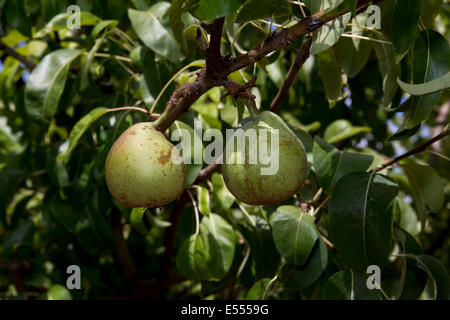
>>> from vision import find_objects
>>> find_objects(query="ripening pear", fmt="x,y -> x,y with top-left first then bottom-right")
222,111 -> 307,205
105,122 -> 186,208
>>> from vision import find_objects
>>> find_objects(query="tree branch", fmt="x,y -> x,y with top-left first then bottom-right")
374,128 -> 450,172
0,40 -> 36,70
270,36 -> 312,113
155,0 -> 380,133
206,17 -> 225,77
111,206 -> 143,289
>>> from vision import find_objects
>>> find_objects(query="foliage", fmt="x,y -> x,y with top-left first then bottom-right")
0,0 -> 449,300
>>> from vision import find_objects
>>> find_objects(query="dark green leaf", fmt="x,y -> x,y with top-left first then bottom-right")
60,107 -> 108,165
194,0 -> 243,21
313,136 -> 374,192
311,13 -> 352,56
323,270 -> 381,300
236,0 -> 292,24
392,0 -> 421,63
330,172 -> 399,271
398,71 -> 450,96
316,49 -> 347,107
407,30 -> 450,128
280,239 -> 328,290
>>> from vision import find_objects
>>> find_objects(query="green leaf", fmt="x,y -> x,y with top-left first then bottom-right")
128,8 -> 181,62
236,0 -> 292,24
60,107 -> 108,165
2,220 -> 34,255
0,168 -> 25,226
330,172 -> 399,271
420,0 -> 443,28
304,0 -> 345,14
176,214 -> 235,280
313,136 -> 374,192
170,120 -> 204,187
324,119 -> 371,144
211,173 -> 235,212
130,208 -> 151,234
310,13 -> 352,56
35,12 -> 102,37
91,20 -> 119,38
247,278 -> 271,300
193,0 -> 244,21
407,30 -> 450,128
373,32 -> 401,108
395,198 -> 420,236
81,34 -> 105,92
348,0 -> 358,16
47,284 -> 72,300
48,194 -> 82,233
280,239 -> 328,290
197,186 -> 211,216
336,35 -> 373,78
402,163 -> 445,226
414,255 -> 449,300
270,206 -> 319,266
323,270 -> 381,300
392,0 -> 421,63
316,49 -> 347,107
242,215 -> 281,279
25,49 -> 82,121
398,71 -> 450,96
169,0 -> 188,55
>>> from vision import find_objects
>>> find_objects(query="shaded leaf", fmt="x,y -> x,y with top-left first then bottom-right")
330,172 -> 399,271
311,13 -> 352,56
236,0 -> 292,24
25,49 -> 82,121
313,136 -> 373,192
407,30 -> 450,128
316,49 -> 347,106
402,163 -> 445,225
168,0 -> 188,55
280,239 -> 328,290
323,270 -> 381,300
247,278 -> 270,300
392,0 -> 421,63
60,107 -> 108,165
193,0 -> 244,21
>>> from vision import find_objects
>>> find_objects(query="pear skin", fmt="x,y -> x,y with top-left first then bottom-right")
105,122 -> 186,208
222,112 -> 307,205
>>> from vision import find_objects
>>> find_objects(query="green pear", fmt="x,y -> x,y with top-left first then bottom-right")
222,111 -> 307,205
105,122 -> 186,208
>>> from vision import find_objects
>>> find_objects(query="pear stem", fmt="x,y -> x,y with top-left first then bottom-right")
245,98 -> 260,120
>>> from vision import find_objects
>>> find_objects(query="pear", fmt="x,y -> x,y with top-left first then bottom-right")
105,122 -> 186,208
222,111 -> 307,205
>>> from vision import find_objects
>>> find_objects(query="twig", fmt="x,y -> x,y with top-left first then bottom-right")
206,17 -> 225,77
269,36 -> 312,113
111,206 -> 143,289
374,128 -> 450,172
187,189 -> 200,237
0,40 -> 36,70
